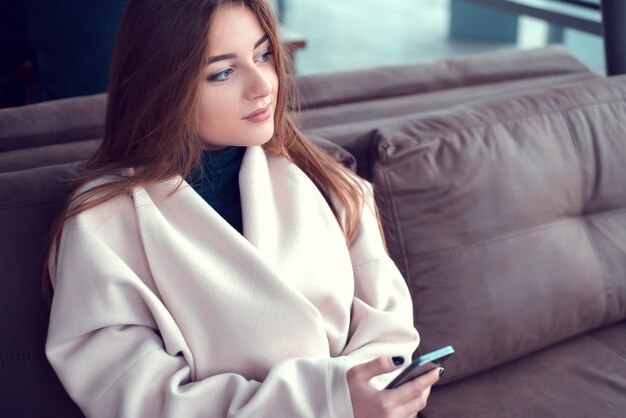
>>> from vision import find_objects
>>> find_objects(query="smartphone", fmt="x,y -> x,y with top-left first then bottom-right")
385,345 -> 455,389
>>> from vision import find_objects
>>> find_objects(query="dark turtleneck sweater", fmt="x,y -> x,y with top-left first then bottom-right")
186,146 -> 246,235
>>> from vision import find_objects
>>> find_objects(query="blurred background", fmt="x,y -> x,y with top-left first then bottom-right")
0,0 -> 608,108
276,0 -> 603,75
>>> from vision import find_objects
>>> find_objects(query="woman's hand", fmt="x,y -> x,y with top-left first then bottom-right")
347,357 -> 441,418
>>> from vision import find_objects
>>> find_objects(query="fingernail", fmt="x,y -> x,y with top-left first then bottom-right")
392,356 -> 405,366
438,367 -> 445,377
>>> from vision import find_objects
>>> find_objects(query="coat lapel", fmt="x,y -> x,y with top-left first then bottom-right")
132,146 -> 342,380
239,146 -> 356,353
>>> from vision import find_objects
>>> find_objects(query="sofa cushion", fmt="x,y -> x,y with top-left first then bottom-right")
370,75 -> 626,382
0,162 -> 85,418
299,46 -> 596,171
303,70 -> 596,179
308,135 -> 357,172
423,320 -> 626,418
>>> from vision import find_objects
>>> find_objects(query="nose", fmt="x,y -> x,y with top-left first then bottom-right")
244,65 -> 273,101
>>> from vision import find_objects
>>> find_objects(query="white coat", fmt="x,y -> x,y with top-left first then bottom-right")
45,145 -> 420,418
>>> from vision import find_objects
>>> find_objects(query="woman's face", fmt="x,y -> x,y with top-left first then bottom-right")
197,3 -> 278,149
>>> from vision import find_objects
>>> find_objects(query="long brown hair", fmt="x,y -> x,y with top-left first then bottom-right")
43,0 -> 375,304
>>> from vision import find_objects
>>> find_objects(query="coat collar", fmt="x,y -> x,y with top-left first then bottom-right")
127,145 -> 355,380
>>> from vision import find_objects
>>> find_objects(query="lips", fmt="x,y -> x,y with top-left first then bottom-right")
243,104 -> 271,121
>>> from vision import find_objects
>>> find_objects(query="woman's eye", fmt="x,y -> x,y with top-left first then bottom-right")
257,50 -> 273,63
208,68 -> 233,82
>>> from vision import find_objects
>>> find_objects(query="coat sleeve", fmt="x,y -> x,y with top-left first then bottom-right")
339,180 -> 420,389
45,213 -> 354,418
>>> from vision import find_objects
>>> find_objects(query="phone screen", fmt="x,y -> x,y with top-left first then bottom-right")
385,345 -> 455,389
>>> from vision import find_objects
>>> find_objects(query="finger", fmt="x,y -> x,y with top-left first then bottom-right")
390,366 -> 440,404
350,356 -> 403,382
397,385 -> 432,418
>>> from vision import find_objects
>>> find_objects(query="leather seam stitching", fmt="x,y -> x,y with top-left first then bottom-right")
560,112 -> 587,212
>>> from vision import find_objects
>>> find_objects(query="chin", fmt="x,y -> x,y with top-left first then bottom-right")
245,126 -> 275,146
251,135 -> 273,147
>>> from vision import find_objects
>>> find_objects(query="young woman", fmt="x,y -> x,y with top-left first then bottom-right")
44,1 -> 440,416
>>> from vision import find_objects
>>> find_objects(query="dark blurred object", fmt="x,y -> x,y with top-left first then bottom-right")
0,0 -> 35,107
461,0 -> 626,75
0,0 -> 126,108
0,59 -> 37,108
600,0 -> 626,76
559,0 -> 599,8
0,0 -> 30,76
23,0 -> 126,101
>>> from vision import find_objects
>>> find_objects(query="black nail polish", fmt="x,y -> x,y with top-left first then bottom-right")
439,368 -> 445,377
392,356 -> 405,365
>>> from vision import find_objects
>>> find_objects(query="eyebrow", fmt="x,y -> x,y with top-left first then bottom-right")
206,34 -> 269,65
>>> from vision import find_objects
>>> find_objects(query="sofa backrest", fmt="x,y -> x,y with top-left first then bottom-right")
0,45 -> 593,165
0,94 -> 106,152
369,75 -> 626,382
296,44 -> 590,109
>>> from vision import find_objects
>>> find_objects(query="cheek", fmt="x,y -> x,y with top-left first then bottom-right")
200,86 -> 235,116
265,69 -> 279,106
197,86 -> 239,134
270,71 -> 279,99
